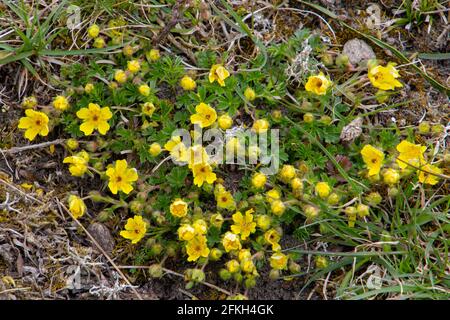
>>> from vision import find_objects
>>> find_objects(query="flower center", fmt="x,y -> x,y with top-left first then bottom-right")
35,120 -> 42,126
116,176 -> 123,182
205,114 -> 211,120
371,158 -> 377,164
221,197 -> 228,202
92,115 -> 99,122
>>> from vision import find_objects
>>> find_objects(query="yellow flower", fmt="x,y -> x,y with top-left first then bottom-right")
22,96 -> 37,108
138,84 -> 150,96
170,199 -> 188,218
382,168 -> 400,185
271,200 -> 286,216
238,249 -> 252,261
270,252 -> 288,270
356,204 -> 370,218
265,189 -> 280,203
149,142 -> 162,157
192,162 -> 217,187
361,144 -> 385,176
417,163 -> 441,185
315,182 -> 331,199
170,143 -> 188,163
226,137 -> 242,154
396,140 -> 426,170
244,87 -> 256,101
209,64 -> 230,86
305,72 -> 332,95
264,228 -> 281,251
84,83 -> 94,94
141,102 -> 156,116
122,45 -> 134,56
76,103 -> 112,136
216,190 -> 235,210
186,234 -> 210,262
180,75 -> 196,91
344,206 -> 357,228
17,109 -> 49,141
241,258 -> 255,273
210,213 -> 224,228
87,24 -> 100,38
120,215 -> 147,244
231,209 -> 256,240
193,219 -> 208,235
279,164 -> 296,182
93,37 -> 105,48
66,138 -> 79,150
368,62 -> 403,90
252,119 -> 269,133
303,112 -> 314,123
127,59 -> 141,73
251,172 -> 267,189
164,136 -> 182,151
190,103 -> 217,128
226,259 -> 240,273
304,205 -> 319,220
222,232 -> 241,252
256,215 -> 271,230
105,160 -> 138,194
218,114 -> 233,130
187,145 -> 209,168
147,49 -> 160,61
63,152 -> 89,177
178,224 -> 196,241
291,178 -> 303,191
114,70 -> 127,83
53,95 -> 69,111
68,195 -> 87,219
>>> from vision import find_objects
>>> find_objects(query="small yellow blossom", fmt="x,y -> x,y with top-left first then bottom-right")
304,205 -> 319,220
68,195 -> 87,219
238,249 -> 252,261
147,49 -> 160,61
222,232 -> 241,252
66,138 -> 79,150
76,103 -> 112,136
105,160 -> 138,194
279,164 -> 296,182
170,199 -> 188,218
226,259 -> 241,273
271,200 -> 286,216
210,213 -> 224,228
216,190 -> 235,210
252,119 -> 269,134
382,168 -> 400,185
303,113 -> 314,123
53,95 -> 69,111
149,142 -> 162,157
361,144 -> 385,176
315,181 -> 331,199
266,189 -> 280,203
84,83 -> 94,94
256,215 -> 271,230
186,234 -> 210,262
264,229 -> 281,251
218,114 -> 233,130
120,215 -> 147,244
231,209 -> 256,240
193,219 -> 208,235
368,62 -> 403,91
141,102 -> 156,116
190,103 -> 217,128
17,109 -> 49,141
241,258 -> 255,273
417,163 -> 441,185
63,152 -> 89,177
244,87 -> 256,101
127,60 -> 141,73
396,140 -> 426,170
180,75 -> 197,91
291,178 -> 303,191
192,162 -> 217,187
87,24 -> 100,38
22,96 -> 37,108
138,84 -> 150,96
356,204 -> 370,218
305,72 -> 332,95
270,252 -> 288,270
114,70 -> 127,84
187,145 -> 209,168
251,172 -> 267,189
93,37 -> 105,48
209,64 -> 230,86
178,224 -> 196,241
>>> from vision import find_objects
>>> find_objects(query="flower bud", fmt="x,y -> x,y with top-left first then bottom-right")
148,264 -> 163,278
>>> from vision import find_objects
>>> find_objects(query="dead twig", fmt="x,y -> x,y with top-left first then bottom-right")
0,139 -> 65,154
